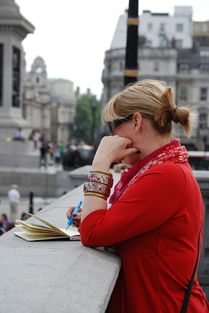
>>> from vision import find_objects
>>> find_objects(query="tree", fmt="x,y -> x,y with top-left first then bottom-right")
71,95 -> 101,145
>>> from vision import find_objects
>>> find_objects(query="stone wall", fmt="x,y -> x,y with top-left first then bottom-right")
0,185 -> 121,313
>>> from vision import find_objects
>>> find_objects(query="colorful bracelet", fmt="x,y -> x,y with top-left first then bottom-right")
88,171 -> 113,187
90,169 -> 112,176
84,192 -> 107,200
83,181 -> 111,200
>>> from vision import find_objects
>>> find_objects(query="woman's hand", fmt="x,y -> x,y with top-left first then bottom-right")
66,206 -> 82,228
92,136 -> 138,170
113,163 -> 129,173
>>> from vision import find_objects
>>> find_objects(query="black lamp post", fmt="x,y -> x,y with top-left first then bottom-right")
124,0 -> 139,87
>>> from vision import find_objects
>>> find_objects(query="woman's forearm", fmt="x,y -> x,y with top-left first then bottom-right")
81,195 -> 107,221
81,153 -> 112,221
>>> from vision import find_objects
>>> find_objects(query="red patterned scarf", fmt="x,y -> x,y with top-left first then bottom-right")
109,139 -> 188,204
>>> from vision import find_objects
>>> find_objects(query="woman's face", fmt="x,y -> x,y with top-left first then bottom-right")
113,116 -> 142,165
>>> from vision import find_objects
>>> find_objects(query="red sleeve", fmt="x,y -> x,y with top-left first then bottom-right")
79,163 -> 186,247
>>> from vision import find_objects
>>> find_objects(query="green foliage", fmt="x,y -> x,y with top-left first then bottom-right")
71,95 -> 101,144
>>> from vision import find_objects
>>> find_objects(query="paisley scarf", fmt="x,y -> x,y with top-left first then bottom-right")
109,139 -> 188,205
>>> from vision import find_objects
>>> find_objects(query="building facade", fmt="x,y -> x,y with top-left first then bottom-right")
23,57 -> 76,143
23,56 -> 51,139
48,78 -> 76,143
102,6 -> 209,151
111,6 -> 193,50
193,21 -> 209,48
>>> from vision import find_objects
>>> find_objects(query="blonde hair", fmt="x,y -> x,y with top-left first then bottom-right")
102,80 -> 191,136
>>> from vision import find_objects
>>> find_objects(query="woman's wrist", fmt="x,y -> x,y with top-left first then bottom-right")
92,159 -> 112,172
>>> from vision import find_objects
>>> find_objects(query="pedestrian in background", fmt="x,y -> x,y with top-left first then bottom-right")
39,135 -> 48,168
13,128 -> 25,142
0,214 -> 13,232
8,185 -> 20,223
53,145 -> 62,165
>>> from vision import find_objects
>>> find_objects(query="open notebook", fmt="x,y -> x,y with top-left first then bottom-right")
14,213 -> 80,241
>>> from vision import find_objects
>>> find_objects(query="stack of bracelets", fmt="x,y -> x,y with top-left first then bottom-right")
83,169 -> 113,200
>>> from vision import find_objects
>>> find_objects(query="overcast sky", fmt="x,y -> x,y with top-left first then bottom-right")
16,0 -> 209,99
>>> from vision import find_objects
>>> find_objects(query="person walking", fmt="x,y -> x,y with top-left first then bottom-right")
67,80 -> 209,313
8,185 -> 20,223
39,135 -> 48,168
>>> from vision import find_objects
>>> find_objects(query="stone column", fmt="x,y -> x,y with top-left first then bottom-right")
0,0 -> 35,140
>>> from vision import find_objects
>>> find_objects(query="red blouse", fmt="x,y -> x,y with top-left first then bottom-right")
79,161 -> 209,313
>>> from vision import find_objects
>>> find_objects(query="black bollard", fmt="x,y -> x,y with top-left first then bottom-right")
29,191 -> 34,214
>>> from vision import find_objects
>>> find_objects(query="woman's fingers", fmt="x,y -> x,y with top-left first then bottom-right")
66,206 -> 75,219
93,135 -> 138,165
66,207 -> 82,219
72,212 -> 82,220
72,212 -> 82,228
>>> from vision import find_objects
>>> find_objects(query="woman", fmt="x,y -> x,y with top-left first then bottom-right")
67,80 -> 209,313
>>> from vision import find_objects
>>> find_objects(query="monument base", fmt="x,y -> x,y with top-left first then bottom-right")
0,116 -> 31,141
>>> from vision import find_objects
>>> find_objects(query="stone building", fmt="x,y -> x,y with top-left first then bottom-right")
102,7 -> 209,150
23,57 -> 76,143
23,56 -> 51,139
48,78 -> 75,143
193,21 -> 209,48
0,0 -> 75,145
111,6 -> 193,50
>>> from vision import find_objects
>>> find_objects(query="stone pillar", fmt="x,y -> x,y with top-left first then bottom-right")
0,0 -> 35,140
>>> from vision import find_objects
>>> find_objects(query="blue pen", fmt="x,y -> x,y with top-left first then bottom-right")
66,200 -> 83,230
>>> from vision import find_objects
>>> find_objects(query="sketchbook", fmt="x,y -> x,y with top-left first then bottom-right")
13,213 -> 80,241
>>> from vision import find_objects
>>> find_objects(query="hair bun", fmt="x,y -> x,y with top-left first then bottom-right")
171,106 -> 191,136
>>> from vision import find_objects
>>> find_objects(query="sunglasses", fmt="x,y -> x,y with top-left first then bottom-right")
106,114 -> 133,134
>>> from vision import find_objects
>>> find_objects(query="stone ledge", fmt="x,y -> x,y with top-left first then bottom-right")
0,185 -> 121,313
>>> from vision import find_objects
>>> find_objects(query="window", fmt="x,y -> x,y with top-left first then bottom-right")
145,40 -> 152,47
159,34 -> 168,48
179,64 -> 189,72
200,87 -> 208,101
147,23 -> 152,31
200,50 -> 209,57
35,67 -> 43,74
159,23 -> 165,32
179,86 -> 188,101
12,47 -> 21,107
176,23 -> 183,32
199,112 -> 208,129
0,44 -> 3,107
119,61 -> 123,71
202,23 -> 208,32
175,39 -> 183,49
153,62 -> 159,72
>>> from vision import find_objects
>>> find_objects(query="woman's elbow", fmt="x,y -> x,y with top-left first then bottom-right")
80,233 -> 105,248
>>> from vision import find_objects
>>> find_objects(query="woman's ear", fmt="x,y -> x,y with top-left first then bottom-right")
133,112 -> 143,133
